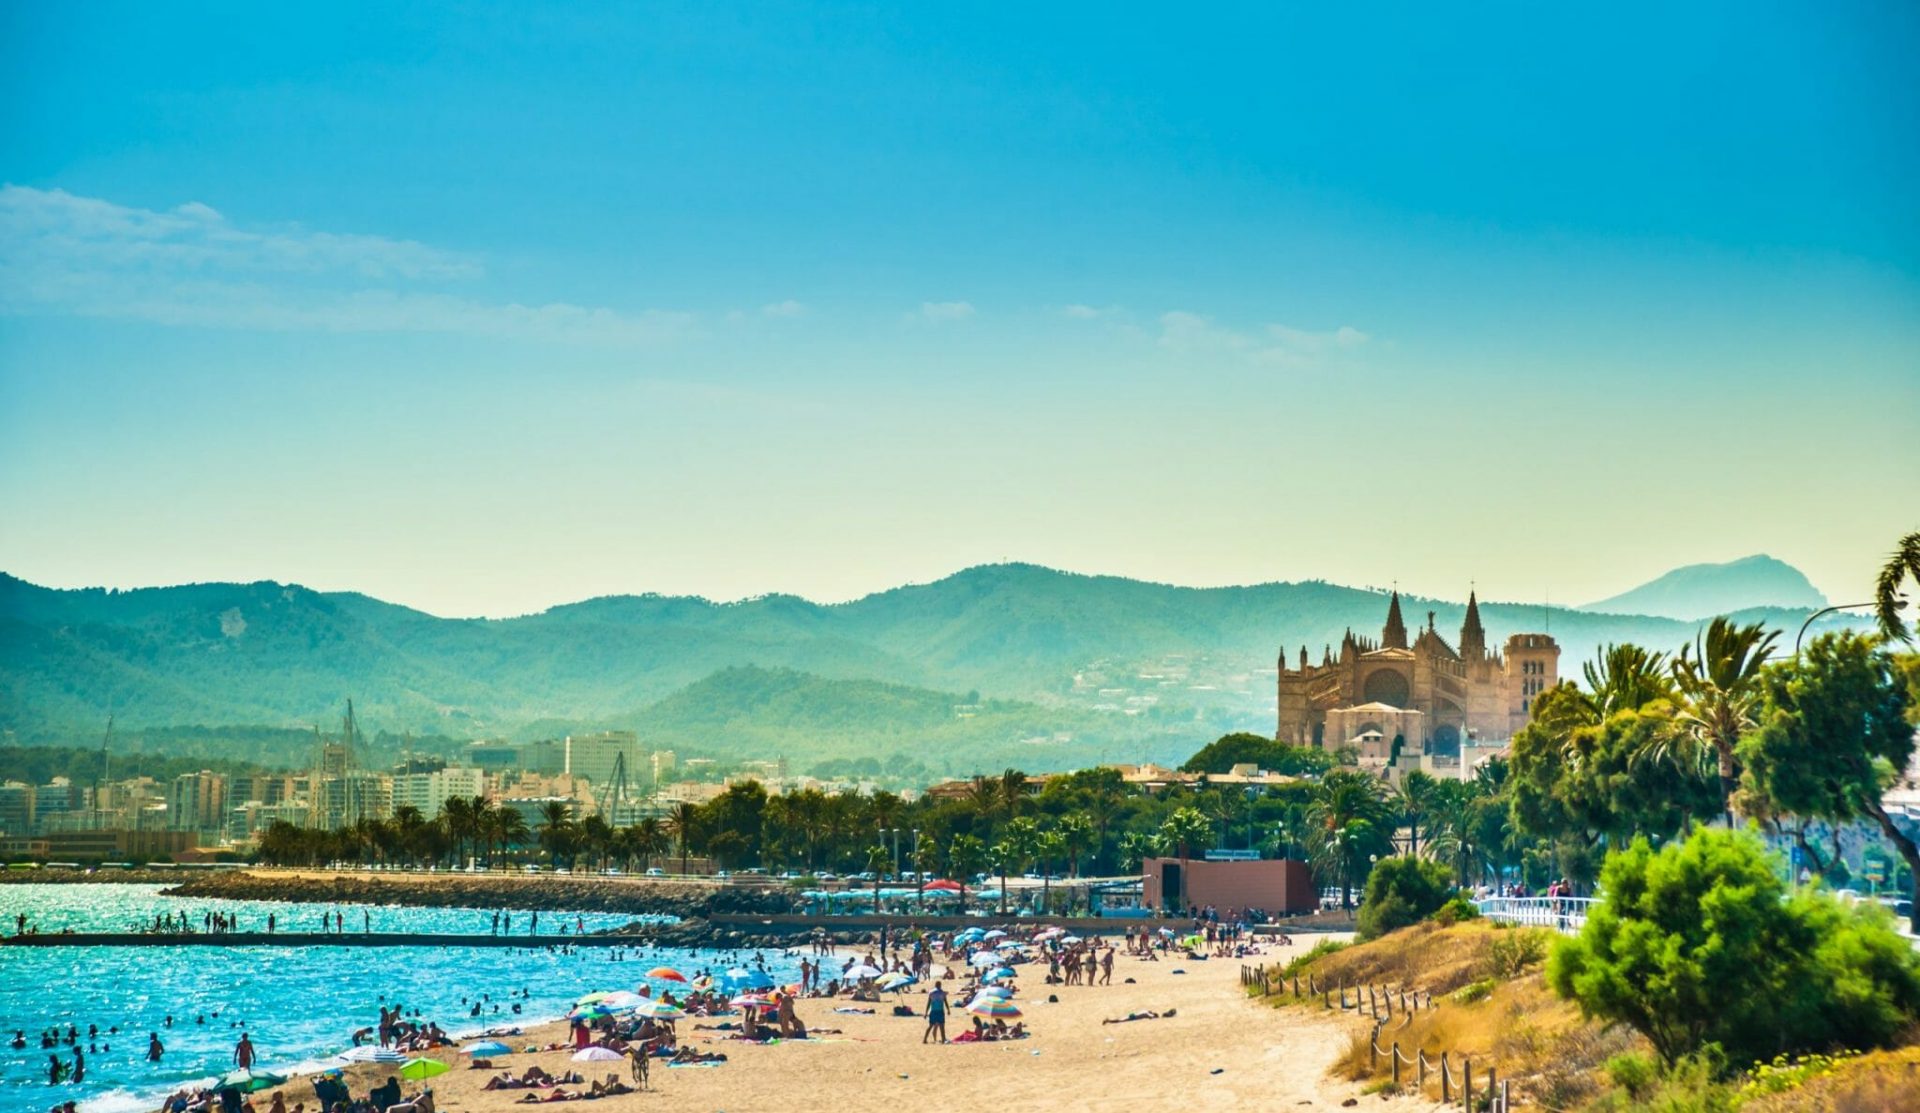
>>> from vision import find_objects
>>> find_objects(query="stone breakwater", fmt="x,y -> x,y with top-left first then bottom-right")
0,868 -> 200,885
153,872 -> 893,951
160,869 -> 800,919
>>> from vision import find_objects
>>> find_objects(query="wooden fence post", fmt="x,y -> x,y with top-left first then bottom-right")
1391,1042 -> 1400,1088
1440,1052 -> 1450,1102
1463,1058 -> 1473,1111
1486,1064 -> 1496,1110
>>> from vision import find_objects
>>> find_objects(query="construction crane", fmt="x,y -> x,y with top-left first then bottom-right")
596,751 -> 635,825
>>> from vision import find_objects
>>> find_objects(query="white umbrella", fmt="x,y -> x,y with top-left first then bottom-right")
845,964 -> 885,980
572,1047 -> 626,1062
968,952 -> 1002,967
601,991 -> 644,1009
338,1046 -> 405,1064
982,929 -> 1008,940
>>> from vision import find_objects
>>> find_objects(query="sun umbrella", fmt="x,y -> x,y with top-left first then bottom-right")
966,997 -> 1023,1019
571,1047 -> 626,1062
600,991 -> 644,1009
845,964 -> 885,979
982,929 -> 1008,940
337,1046 -> 405,1064
568,1005 -> 614,1021
995,940 -> 1024,950
217,1070 -> 285,1093
575,991 -> 611,1005
968,952 -> 1003,967
925,879 -> 963,892
876,972 -> 915,989
399,1058 -> 450,1082
975,984 -> 1013,999
635,1001 -> 686,1020
464,1041 -> 512,1058
985,967 -> 1017,981
737,969 -> 775,990
646,967 -> 688,982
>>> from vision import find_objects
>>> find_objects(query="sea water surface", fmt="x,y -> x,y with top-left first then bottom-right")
0,884 -> 801,1113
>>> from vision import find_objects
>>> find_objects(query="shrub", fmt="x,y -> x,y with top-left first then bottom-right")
1548,829 -> 1920,1071
1356,856 -> 1455,940
1430,894 -> 1480,926
1486,929 -> 1549,979
1451,977 -> 1495,1004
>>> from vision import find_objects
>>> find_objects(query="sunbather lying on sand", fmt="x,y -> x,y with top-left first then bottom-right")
1102,1009 -> 1175,1024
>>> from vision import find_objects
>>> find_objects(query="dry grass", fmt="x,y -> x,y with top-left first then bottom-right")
1740,1046 -> 1920,1113
1261,921 -> 1650,1110
1285,919 -> 1553,995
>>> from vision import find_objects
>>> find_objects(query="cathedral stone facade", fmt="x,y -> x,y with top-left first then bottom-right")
1276,591 -> 1559,754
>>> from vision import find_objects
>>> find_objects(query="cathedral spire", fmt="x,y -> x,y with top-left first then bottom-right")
1382,590 -> 1408,649
1460,588 -> 1486,658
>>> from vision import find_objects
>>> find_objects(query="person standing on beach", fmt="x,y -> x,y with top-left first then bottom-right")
234,1033 -> 255,1072
923,983 -> 948,1044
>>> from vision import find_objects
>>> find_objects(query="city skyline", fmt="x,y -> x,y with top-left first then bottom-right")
3,4 -> 1916,617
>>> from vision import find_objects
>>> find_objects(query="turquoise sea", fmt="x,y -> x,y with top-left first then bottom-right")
0,884 -> 800,1113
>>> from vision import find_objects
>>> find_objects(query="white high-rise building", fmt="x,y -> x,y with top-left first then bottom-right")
393,767 -> 487,819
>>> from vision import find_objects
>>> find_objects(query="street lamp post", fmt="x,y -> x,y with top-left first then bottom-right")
1796,601 -> 1900,655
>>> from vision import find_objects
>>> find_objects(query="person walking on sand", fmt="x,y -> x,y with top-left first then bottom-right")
234,1033 -> 256,1072
923,983 -> 948,1044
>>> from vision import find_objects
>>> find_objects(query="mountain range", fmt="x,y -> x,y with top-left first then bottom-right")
0,560 -> 1859,775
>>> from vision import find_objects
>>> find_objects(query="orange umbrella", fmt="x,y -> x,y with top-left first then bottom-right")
646,967 -> 688,983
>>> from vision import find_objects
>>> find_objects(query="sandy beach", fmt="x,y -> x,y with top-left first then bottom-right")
247,935 -> 1437,1113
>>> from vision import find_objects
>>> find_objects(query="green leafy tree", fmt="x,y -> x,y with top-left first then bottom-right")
1157,806 -> 1212,862
537,801 -> 575,867
1357,855 -> 1455,939
669,801 -> 700,875
1548,829 -> 1920,1069
1180,732 -> 1337,776
1397,770 -> 1441,857
1740,632 -> 1920,932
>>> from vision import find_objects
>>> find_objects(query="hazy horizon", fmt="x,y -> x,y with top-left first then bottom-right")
4,5 -> 1915,618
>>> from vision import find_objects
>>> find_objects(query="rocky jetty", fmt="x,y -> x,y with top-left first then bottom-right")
160,870 -> 800,922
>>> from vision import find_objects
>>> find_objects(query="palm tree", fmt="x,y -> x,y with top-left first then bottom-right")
948,833 -> 986,913
1583,643 -> 1674,714
1877,531 -> 1920,642
998,768 -> 1030,823
390,805 -> 426,867
578,814 -> 613,872
487,804 -> 529,867
866,844 -> 890,913
1158,807 -> 1212,863
669,802 -> 700,875
913,837 -> 942,906
438,796 -> 475,867
1056,813 -> 1094,879
631,817 -> 668,872
1117,831 -> 1157,872
537,801 -> 575,867
1670,616 -> 1779,819
1304,771 -> 1394,909
967,776 -> 1001,837
1035,828 -> 1066,914
1397,771 -> 1441,857
995,816 -> 1041,915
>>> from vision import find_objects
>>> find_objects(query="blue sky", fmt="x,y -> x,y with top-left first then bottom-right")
2,2 -> 1916,616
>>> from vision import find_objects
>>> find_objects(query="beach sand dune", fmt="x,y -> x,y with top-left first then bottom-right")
269,939 -> 1436,1113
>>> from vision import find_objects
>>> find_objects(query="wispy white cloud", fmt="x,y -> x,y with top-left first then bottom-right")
916,300 -> 976,322
760,299 -> 805,318
1157,310 -> 1370,366
0,185 -> 693,344
1061,303 -> 1117,320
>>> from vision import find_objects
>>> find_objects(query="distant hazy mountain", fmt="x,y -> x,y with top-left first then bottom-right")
1580,555 -> 1828,621
0,564 -> 1857,770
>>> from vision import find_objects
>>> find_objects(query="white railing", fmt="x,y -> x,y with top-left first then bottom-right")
1473,896 -> 1597,934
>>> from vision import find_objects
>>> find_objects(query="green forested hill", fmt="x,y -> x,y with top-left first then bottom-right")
0,564 -> 1859,767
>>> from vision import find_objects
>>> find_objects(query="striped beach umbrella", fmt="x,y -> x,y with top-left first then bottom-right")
965,997 -> 1022,1019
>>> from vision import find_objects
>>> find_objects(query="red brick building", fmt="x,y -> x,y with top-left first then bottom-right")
1140,856 -> 1317,915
